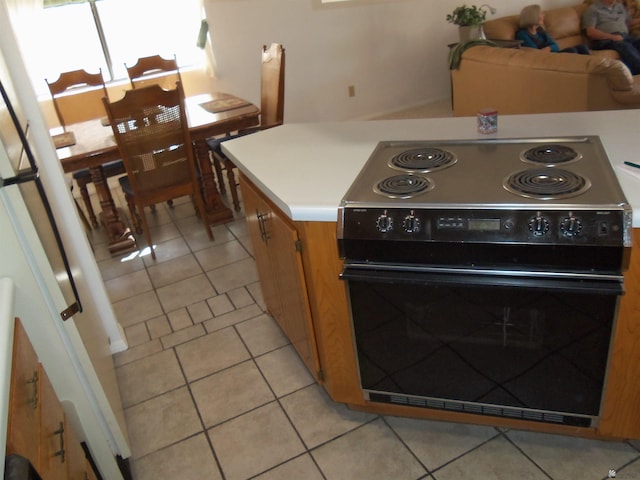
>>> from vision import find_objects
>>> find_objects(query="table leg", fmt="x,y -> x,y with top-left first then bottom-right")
210,149 -> 226,195
193,140 -> 234,225
224,158 -> 241,211
90,165 -> 137,255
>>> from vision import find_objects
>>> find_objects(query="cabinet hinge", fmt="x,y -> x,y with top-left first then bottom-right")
295,238 -> 302,253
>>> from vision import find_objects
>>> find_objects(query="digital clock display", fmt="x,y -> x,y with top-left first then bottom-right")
468,218 -> 501,231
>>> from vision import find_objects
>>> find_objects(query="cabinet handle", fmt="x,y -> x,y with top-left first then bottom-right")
257,211 -> 270,243
53,421 -> 66,463
27,370 -> 38,409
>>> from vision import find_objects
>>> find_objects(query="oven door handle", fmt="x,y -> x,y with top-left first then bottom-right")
340,267 -> 624,295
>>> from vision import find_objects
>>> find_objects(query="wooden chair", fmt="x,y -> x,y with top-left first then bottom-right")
46,69 -> 125,228
206,43 -> 285,211
102,83 -> 213,259
126,55 -> 183,209
125,54 -> 182,92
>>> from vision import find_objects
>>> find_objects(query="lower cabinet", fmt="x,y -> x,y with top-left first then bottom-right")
38,367 -> 67,480
241,176 -> 321,379
6,316 -> 40,470
6,318 -> 97,480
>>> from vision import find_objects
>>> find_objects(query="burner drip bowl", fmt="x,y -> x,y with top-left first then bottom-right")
390,148 -> 457,172
521,144 -> 581,165
374,174 -> 434,198
504,168 -> 591,199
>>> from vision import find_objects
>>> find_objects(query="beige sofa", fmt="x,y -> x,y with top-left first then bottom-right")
451,3 -> 640,116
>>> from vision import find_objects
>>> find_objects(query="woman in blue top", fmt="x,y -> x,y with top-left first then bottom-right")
516,4 -> 590,54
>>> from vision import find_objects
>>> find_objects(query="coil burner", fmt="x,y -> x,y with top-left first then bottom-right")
389,147 -> 457,173
374,174 -> 434,199
504,167 -> 591,200
521,144 -> 582,166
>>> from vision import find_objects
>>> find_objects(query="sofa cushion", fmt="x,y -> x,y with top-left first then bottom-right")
591,50 -> 622,59
484,7 -> 587,42
483,15 -> 519,41
544,7 -> 581,39
482,3 -> 619,58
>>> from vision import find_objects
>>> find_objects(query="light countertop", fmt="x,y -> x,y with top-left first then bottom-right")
222,109 -> 640,227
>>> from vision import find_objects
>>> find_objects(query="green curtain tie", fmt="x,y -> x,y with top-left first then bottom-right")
197,19 -> 209,49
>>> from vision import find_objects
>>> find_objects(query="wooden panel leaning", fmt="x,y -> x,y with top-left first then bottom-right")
207,43 -> 285,211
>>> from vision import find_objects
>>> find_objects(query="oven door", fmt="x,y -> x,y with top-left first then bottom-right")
341,265 -> 623,427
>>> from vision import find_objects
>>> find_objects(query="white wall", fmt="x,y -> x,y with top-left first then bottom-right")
204,0 -> 578,122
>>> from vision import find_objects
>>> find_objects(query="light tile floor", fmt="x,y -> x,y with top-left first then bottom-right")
86,115 -> 640,480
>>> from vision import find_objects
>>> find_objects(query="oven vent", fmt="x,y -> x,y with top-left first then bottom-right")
370,392 -> 593,428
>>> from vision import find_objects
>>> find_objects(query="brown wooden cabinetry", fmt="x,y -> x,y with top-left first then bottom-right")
241,176 -> 321,379
6,318 -> 97,479
66,424 -> 91,480
6,317 -> 40,468
239,175 -> 640,440
598,228 -> 640,438
38,367 -> 67,480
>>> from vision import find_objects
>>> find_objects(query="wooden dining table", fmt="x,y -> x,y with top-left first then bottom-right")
55,92 -> 260,255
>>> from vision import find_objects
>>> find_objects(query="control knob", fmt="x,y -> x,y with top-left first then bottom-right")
376,211 -> 393,233
528,214 -> 550,237
402,211 -> 420,233
560,215 -> 583,237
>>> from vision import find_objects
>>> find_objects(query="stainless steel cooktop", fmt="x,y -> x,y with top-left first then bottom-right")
341,136 -> 629,210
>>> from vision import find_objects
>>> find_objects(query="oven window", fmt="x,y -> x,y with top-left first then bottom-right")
348,277 -> 617,418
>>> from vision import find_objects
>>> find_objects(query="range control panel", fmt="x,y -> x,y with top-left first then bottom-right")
339,207 -> 625,246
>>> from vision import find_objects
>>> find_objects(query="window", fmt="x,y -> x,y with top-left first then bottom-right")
21,0 -> 202,95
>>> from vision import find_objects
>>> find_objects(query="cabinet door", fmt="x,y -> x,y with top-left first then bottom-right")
85,460 -> 99,480
6,318 -> 40,469
240,175 -> 321,378
242,177 -> 283,324
39,365 -> 68,480
66,422 -> 87,480
269,209 -> 321,377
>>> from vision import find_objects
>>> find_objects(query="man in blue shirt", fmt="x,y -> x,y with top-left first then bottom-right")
583,0 -> 640,74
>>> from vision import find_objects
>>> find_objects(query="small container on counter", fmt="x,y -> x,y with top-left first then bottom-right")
477,108 -> 498,134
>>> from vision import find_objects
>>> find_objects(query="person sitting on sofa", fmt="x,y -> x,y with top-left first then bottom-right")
516,5 -> 590,54
583,0 -> 640,73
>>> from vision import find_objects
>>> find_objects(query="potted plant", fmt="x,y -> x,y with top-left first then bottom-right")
446,4 -> 496,42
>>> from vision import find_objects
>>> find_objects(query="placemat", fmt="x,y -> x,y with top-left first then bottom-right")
200,95 -> 251,114
52,131 -> 76,148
